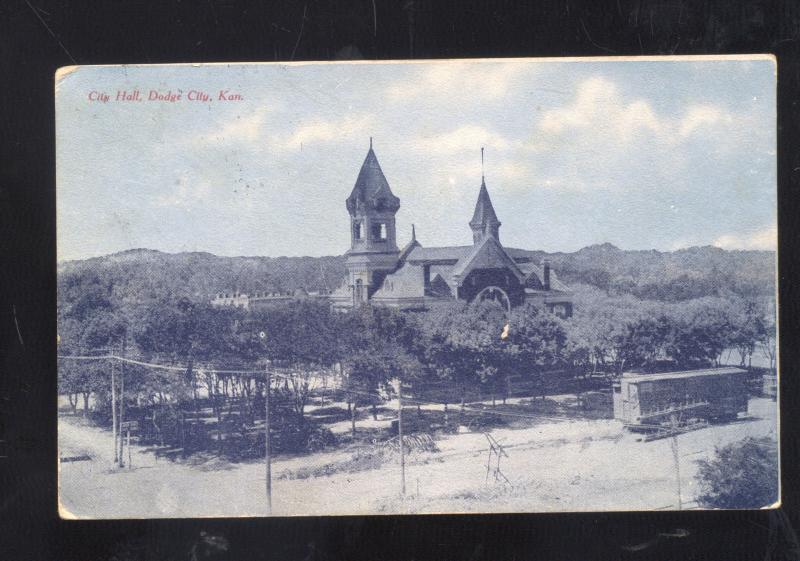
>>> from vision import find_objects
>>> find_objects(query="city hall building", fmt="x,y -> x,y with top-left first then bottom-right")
213,142 -> 573,317
327,142 -> 573,317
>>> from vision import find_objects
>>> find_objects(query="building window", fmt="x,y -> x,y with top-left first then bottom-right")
371,222 -> 387,241
353,221 -> 362,240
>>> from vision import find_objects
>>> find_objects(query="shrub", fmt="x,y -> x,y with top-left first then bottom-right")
305,425 -> 337,452
696,437 -> 779,509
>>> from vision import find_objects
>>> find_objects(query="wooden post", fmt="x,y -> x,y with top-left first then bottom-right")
111,359 -> 118,465
670,415 -> 682,510
118,342 -> 125,468
127,428 -> 132,469
398,380 -> 405,497
265,366 -> 272,514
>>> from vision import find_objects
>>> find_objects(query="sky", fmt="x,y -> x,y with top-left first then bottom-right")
56,57 -> 776,261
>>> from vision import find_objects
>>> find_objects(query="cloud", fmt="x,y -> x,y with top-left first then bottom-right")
386,61 -> 527,103
530,76 -> 752,193
495,160 -> 532,182
190,109 -> 375,154
412,124 -> 514,156
538,77 -> 662,141
537,76 -> 739,145
192,107 -> 271,147
282,114 -> 375,149
713,222 -> 777,250
678,105 -> 735,137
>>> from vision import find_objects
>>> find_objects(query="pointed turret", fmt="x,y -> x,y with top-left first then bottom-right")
346,139 -> 400,214
469,148 -> 501,244
469,178 -> 501,244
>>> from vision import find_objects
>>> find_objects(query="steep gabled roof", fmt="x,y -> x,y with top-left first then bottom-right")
450,235 -> 524,283
346,144 -> 400,213
469,179 -> 501,228
372,263 -> 426,299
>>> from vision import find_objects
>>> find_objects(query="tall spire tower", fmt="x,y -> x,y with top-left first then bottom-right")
344,139 -> 401,304
469,148 -> 501,244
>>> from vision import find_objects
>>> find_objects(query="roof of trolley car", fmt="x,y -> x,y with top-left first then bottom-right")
619,367 -> 748,384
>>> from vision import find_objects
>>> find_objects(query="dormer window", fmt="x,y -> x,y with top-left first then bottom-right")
371,222 -> 387,241
353,221 -> 362,240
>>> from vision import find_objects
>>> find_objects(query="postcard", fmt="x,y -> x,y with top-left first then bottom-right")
56,56 -> 778,518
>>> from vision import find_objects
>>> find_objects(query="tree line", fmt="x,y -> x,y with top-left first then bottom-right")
59,272 -> 776,440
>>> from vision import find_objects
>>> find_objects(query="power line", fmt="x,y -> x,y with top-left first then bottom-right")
58,354 -> 575,423
59,354 -> 265,375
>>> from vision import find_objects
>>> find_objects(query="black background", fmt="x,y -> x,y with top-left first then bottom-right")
2,1 -> 800,560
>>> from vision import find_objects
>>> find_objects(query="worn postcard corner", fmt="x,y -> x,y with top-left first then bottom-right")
55,65 -> 80,85
58,495 -> 78,520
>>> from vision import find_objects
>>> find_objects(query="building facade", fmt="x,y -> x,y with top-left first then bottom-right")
328,143 -> 573,317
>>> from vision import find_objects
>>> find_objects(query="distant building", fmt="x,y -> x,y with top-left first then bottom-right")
211,288 -> 332,310
210,291 -> 252,309
328,141 -> 573,316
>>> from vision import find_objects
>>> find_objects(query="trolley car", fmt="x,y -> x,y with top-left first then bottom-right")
612,367 -> 749,431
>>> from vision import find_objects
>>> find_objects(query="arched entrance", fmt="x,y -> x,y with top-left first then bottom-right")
476,285 -> 511,312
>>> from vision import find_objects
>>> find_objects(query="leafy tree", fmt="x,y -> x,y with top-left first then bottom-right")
666,298 -> 733,368
337,305 -> 422,435
568,286 -> 652,375
131,298 -> 203,407
417,300 -> 507,411
726,298 -> 763,367
58,275 -> 126,416
505,303 -> 569,397
248,300 -> 340,426
623,314 -> 673,370
696,437 -> 779,509
756,298 -> 777,373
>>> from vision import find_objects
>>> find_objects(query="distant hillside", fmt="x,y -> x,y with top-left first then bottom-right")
57,249 -> 347,303
57,244 -> 775,306
511,243 -> 775,301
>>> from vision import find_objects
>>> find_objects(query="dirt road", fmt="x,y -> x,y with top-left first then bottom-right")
58,398 -> 778,518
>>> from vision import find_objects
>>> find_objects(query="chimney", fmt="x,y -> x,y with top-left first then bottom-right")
543,260 -> 551,290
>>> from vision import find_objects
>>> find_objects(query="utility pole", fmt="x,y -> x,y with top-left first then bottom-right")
265,365 -> 272,514
111,357 -> 118,465
118,340 -> 126,468
669,415 -> 682,510
397,379 -> 406,497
